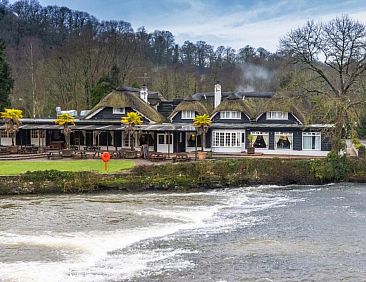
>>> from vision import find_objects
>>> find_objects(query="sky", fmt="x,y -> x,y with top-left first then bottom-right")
10,0 -> 366,51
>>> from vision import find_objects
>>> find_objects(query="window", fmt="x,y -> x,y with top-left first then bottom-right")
113,107 -> 125,114
251,132 -> 269,149
139,134 -> 154,146
303,132 -> 321,150
266,111 -> 288,120
187,133 -> 201,147
220,111 -> 241,119
158,135 -> 165,145
212,130 -> 242,147
181,111 -> 195,119
158,134 -> 172,144
123,133 -> 135,147
0,130 -> 10,138
31,130 -> 45,139
275,132 -> 293,149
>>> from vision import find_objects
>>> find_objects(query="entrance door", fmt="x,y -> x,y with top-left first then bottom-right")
156,133 -> 173,153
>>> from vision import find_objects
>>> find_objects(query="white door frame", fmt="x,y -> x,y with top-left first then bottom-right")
156,133 -> 173,153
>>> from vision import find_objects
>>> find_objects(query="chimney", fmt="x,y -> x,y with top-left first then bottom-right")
214,81 -> 221,108
140,84 -> 148,103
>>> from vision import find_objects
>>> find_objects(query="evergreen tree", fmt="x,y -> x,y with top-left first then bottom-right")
90,75 -> 114,107
0,39 -> 13,111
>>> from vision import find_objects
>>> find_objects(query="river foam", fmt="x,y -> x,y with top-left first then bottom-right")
0,186 -> 293,281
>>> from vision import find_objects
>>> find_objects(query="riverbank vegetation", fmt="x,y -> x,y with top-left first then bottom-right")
0,156 -> 365,195
0,160 -> 135,175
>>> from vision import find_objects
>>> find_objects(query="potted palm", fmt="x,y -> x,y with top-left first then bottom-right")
247,133 -> 255,154
193,114 -> 212,160
55,113 -> 75,157
121,112 -> 143,158
0,108 -> 23,153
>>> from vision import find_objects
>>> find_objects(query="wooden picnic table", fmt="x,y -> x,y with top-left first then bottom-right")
47,151 -> 63,160
0,147 -> 9,155
173,152 -> 190,163
72,151 -> 87,159
19,146 -> 39,154
149,151 -> 166,162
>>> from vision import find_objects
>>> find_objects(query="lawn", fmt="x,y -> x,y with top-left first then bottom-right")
0,159 -> 135,175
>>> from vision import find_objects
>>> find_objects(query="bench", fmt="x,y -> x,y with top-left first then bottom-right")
47,151 -> 63,160
72,151 -> 87,159
149,152 -> 166,162
0,147 -> 9,155
173,153 -> 190,163
124,150 -> 138,159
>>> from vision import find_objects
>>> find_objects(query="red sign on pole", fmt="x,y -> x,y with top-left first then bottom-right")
101,152 -> 111,171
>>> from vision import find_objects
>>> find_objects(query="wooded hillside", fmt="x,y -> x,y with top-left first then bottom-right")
0,0 -> 293,117
0,0 -> 365,140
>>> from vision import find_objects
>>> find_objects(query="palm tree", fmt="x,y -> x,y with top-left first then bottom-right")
0,108 -> 23,146
55,113 -> 75,149
193,114 -> 212,152
121,112 -> 143,151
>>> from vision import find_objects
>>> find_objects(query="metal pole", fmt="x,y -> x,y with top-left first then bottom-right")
167,132 -> 171,159
195,131 -> 198,161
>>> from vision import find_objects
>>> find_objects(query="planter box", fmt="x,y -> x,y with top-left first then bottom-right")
198,151 -> 207,160
62,149 -> 74,158
247,147 -> 255,154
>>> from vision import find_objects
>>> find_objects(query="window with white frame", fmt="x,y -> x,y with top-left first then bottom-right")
213,130 -> 241,147
303,132 -> 321,150
0,130 -> 10,138
113,107 -> 125,114
31,130 -> 38,138
220,111 -> 241,119
31,130 -> 45,139
123,133 -> 135,147
187,133 -> 201,147
266,111 -> 288,120
251,131 -> 269,149
181,111 -> 195,119
275,132 -> 293,149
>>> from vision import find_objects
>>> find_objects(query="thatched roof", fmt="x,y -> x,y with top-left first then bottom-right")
244,97 -> 306,123
168,100 -> 213,120
211,99 -> 254,118
85,90 -> 167,123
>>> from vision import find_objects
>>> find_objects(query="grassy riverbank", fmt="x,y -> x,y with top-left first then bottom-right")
0,155 -> 365,195
0,160 -> 135,175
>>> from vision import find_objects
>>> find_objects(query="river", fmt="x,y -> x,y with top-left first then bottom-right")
0,183 -> 365,281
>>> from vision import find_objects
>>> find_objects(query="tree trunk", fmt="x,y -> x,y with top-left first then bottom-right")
201,131 -> 205,152
332,104 -> 346,153
130,130 -> 134,151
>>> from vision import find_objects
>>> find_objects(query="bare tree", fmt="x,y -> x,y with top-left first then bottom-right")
280,16 -> 366,151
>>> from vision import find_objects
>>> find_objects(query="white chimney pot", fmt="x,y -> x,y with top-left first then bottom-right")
140,85 -> 148,103
214,82 -> 222,108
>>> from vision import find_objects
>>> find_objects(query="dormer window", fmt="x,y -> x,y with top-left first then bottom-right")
220,111 -> 241,119
113,107 -> 125,114
181,111 -> 195,119
266,111 -> 288,120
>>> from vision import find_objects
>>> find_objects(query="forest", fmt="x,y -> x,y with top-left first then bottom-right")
0,0 -> 365,139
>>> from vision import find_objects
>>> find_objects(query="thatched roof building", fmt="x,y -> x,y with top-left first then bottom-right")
211,95 -> 254,119
85,90 -> 167,123
168,99 -> 213,120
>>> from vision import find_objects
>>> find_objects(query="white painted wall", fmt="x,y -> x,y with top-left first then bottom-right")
211,147 -> 243,153
251,148 -> 329,157
0,137 -> 12,146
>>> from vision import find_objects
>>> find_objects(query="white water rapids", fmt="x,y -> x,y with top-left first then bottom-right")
0,184 -> 365,281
